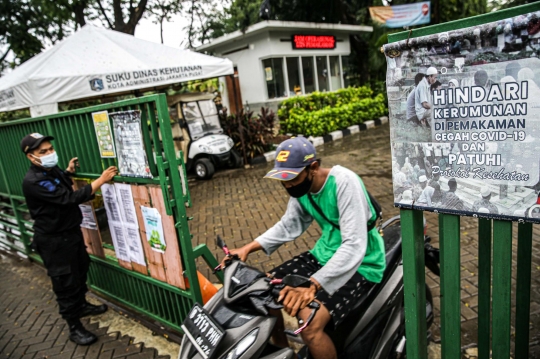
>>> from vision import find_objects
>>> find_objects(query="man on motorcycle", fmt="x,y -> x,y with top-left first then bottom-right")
223,137 -> 386,359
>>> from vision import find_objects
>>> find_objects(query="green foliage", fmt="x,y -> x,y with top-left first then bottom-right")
1,0 -> 172,74
185,78 -> 220,93
0,108 -> 31,123
219,107 -> 277,160
278,87 -> 387,137
0,0 -> 74,72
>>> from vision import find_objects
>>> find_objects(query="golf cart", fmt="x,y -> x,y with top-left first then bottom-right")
167,93 -> 243,180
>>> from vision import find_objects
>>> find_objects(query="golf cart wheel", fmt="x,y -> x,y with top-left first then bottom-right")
229,149 -> 244,168
195,158 -> 215,180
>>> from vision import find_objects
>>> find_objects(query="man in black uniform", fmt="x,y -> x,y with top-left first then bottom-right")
21,133 -> 117,345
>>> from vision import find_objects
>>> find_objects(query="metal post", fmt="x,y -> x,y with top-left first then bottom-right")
492,220 -> 512,359
515,222 -> 533,359
298,57 -> 305,94
400,208 -> 427,359
477,218 -> 492,359
283,56 -> 290,97
313,56 -> 319,91
439,213 -> 461,359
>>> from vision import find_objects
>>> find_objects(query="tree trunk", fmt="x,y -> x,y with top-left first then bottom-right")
71,1 -> 87,28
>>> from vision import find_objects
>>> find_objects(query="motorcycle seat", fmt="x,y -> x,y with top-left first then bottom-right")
336,222 -> 403,319
326,222 -> 404,351
382,223 -> 403,276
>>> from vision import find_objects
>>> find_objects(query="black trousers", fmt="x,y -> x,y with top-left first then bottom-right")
32,228 -> 90,320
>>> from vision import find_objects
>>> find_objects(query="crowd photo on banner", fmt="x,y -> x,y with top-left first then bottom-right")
384,11 -> 540,221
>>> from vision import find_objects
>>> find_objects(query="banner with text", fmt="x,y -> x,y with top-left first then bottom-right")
384,11 -> 540,222
370,2 -> 431,28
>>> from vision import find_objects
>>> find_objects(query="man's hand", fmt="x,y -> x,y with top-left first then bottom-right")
100,166 -> 118,182
219,241 -> 263,269
278,285 -> 317,317
91,166 -> 118,194
66,157 -> 79,173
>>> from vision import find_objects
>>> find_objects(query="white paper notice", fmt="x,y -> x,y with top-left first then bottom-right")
102,184 -> 122,222
109,221 -> 130,262
114,183 -> 139,225
114,183 -> 146,265
141,206 -> 166,253
124,225 -> 146,265
102,184 -> 131,262
79,204 -> 98,230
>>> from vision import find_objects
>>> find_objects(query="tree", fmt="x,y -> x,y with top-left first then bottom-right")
147,0 -> 183,43
91,0 -> 149,34
0,0 -> 74,73
182,0 -> 232,48
0,0 -> 186,74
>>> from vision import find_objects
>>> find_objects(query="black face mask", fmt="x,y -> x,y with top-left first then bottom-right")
283,170 -> 313,198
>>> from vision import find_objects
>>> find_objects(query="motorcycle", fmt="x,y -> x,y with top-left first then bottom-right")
179,215 -> 440,359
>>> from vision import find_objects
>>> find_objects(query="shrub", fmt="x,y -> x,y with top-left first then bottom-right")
219,107 -> 277,160
279,91 -> 387,137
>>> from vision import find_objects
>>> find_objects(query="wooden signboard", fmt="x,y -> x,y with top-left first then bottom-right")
149,186 -> 186,289
75,180 -> 185,289
73,180 -> 105,258
132,184 -> 168,282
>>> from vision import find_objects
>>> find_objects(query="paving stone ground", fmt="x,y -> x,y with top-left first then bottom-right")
187,124 -> 540,356
0,252 -> 171,359
3,123 -> 540,357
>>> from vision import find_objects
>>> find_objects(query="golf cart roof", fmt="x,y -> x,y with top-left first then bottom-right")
167,92 -> 215,107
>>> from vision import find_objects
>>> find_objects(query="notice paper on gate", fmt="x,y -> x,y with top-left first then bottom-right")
114,183 -> 146,266
141,206 -> 167,253
102,184 -> 131,262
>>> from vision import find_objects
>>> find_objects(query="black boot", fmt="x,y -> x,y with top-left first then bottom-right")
79,302 -> 108,318
67,318 -> 98,345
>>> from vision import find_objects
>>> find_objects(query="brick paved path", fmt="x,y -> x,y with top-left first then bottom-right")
3,123 -> 540,356
187,124 -> 540,354
0,253 -> 170,359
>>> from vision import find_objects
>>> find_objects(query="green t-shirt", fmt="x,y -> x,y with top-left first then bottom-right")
298,174 -> 386,283
255,165 -> 386,294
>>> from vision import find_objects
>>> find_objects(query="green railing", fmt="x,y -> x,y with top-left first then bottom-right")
390,3 -> 540,358
0,94 -> 221,332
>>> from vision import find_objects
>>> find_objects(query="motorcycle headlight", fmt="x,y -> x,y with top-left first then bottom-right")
225,329 -> 259,359
199,144 -> 213,154
227,137 -> 234,148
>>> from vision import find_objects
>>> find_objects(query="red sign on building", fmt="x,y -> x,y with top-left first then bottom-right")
292,35 -> 336,49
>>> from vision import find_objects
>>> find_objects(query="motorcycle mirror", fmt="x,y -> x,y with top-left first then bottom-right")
216,235 -> 226,249
216,235 -> 231,256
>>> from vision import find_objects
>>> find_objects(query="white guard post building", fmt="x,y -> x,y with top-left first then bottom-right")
196,21 -> 373,114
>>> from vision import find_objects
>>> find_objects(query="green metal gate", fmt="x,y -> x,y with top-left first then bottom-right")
0,94 -> 221,332
390,3 -> 540,358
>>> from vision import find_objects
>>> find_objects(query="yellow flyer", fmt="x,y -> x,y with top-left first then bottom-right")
92,111 -> 116,158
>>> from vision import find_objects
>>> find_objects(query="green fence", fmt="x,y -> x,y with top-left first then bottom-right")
390,3 -> 540,358
0,94 -> 221,332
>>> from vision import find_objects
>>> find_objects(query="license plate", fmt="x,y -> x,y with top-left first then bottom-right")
182,304 -> 224,359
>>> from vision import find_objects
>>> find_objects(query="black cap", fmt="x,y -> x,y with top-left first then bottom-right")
20,133 -> 54,154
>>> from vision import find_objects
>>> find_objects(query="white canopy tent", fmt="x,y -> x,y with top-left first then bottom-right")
0,25 -> 234,117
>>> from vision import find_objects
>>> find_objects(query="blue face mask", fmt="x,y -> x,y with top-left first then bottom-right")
32,152 -> 58,168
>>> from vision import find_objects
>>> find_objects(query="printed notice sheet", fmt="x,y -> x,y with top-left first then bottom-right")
141,206 -> 166,253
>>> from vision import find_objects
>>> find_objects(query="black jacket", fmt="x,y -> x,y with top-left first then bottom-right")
22,164 -> 94,235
